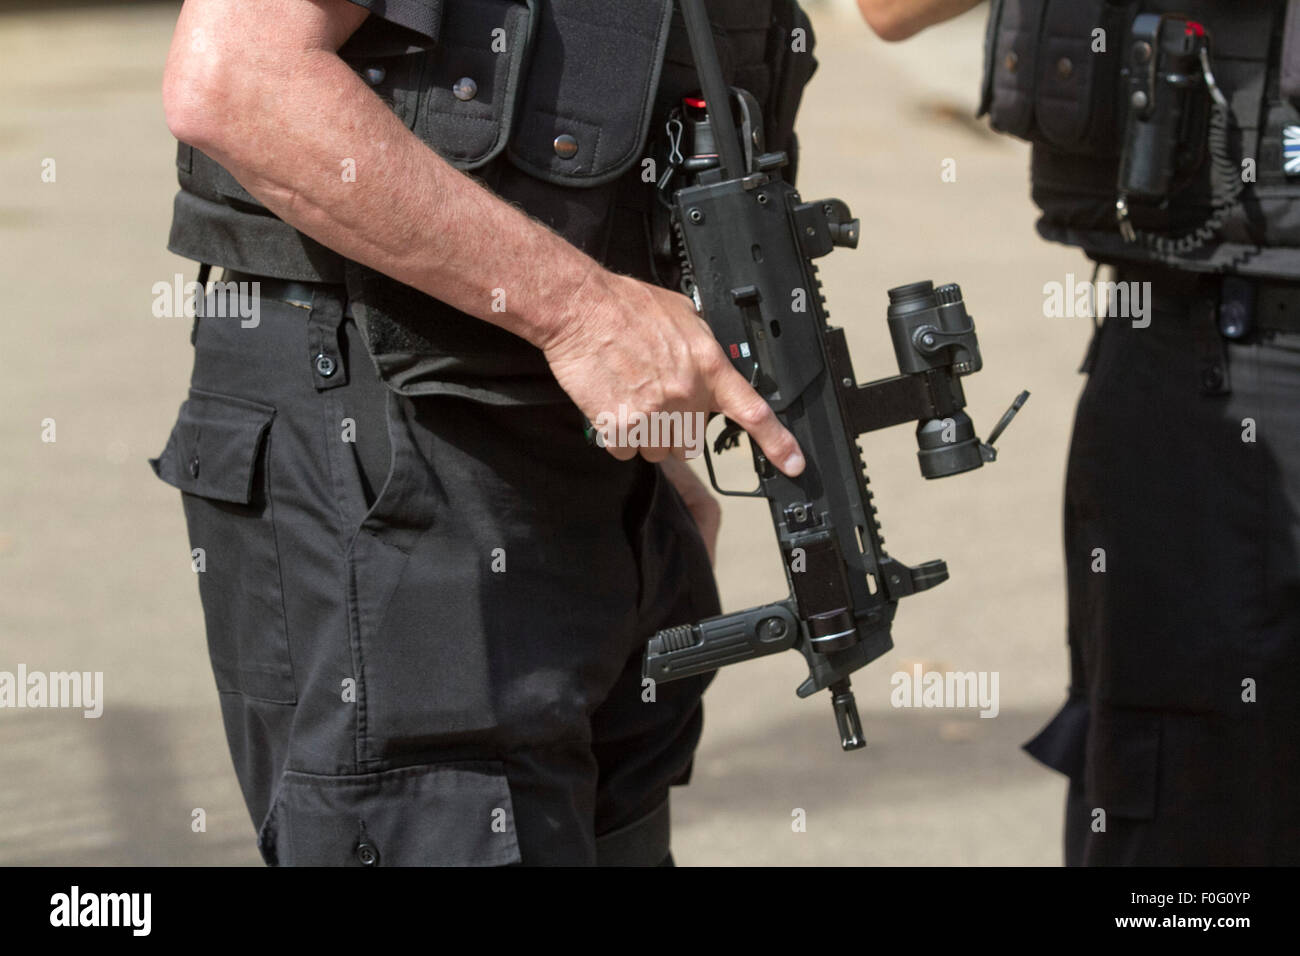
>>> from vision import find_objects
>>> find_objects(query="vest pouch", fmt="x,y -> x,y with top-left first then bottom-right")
184,150 -> 274,210
340,48 -> 427,133
1035,0 -> 1130,155
342,0 -> 536,172
981,0 -> 1131,156
980,0 -> 1048,140
506,0 -> 674,187
415,0 -> 535,170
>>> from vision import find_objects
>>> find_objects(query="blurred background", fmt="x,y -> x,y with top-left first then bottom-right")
0,0 -> 1097,865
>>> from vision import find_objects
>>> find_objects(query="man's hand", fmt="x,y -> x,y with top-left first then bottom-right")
163,0 -> 803,476
658,456 -> 721,567
544,272 -> 804,476
856,0 -> 985,42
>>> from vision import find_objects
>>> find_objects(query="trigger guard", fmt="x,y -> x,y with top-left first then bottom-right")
702,416 -> 764,498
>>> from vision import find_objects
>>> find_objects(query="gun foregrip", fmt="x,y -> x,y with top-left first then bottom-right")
644,603 -> 799,683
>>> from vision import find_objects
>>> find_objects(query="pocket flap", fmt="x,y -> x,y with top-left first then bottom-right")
1034,2 -> 1105,148
417,0 -> 535,170
1023,692 -> 1089,779
150,390 -> 276,504
506,0 -> 674,186
983,0 -> 1047,137
1085,708 -> 1161,821
259,762 -> 522,866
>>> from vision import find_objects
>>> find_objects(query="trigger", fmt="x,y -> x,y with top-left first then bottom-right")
713,417 -> 743,455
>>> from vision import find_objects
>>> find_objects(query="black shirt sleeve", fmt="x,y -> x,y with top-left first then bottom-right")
345,0 -> 445,40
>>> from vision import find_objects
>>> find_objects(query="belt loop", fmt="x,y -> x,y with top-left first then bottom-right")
1194,275 -> 1231,396
308,288 -> 348,391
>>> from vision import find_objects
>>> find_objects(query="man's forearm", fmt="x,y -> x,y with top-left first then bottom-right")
163,0 -> 598,351
857,0 -> 984,42
162,0 -> 807,476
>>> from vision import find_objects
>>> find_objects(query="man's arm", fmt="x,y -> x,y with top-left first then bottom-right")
161,0 -> 804,476
856,0 -> 985,42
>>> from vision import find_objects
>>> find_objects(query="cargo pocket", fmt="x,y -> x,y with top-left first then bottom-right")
258,761 -> 522,866
150,389 -> 296,704
1084,708 -> 1161,821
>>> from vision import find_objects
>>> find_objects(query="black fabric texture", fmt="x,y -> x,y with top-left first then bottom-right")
982,0 -> 1300,278
345,0 -> 446,40
421,0 -> 534,170
1025,268 -> 1300,864
151,285 -> 721,864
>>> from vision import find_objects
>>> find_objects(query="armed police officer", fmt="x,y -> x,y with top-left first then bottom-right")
860,0 -> 1300,864
153,0 -> 817,865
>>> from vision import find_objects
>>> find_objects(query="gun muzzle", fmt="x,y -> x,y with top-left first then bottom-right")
830,681 -> 866,751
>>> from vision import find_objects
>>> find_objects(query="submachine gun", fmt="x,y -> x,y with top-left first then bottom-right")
642,0 -> 1028,750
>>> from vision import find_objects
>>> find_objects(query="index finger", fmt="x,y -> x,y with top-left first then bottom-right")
712,365 -> 805,477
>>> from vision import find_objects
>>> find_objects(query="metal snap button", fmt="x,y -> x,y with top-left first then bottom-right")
1004,51 -> 1019,73
453,77 -> 478,101
355,841 -> 380,866
1219,301 -> 1249,339
315,353 -> 337,377
188,455 -> 200,479
1057,57 -> 1073,79
553,134 -> 579,159
363,66 -> 386,86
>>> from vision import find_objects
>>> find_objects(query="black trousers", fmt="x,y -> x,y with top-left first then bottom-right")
151,284 -> 718,865
1026,266 -> 1300,865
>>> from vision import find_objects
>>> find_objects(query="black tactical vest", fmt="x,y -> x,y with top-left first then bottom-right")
167,0 -> 817,403
980,0 -> 1300,280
